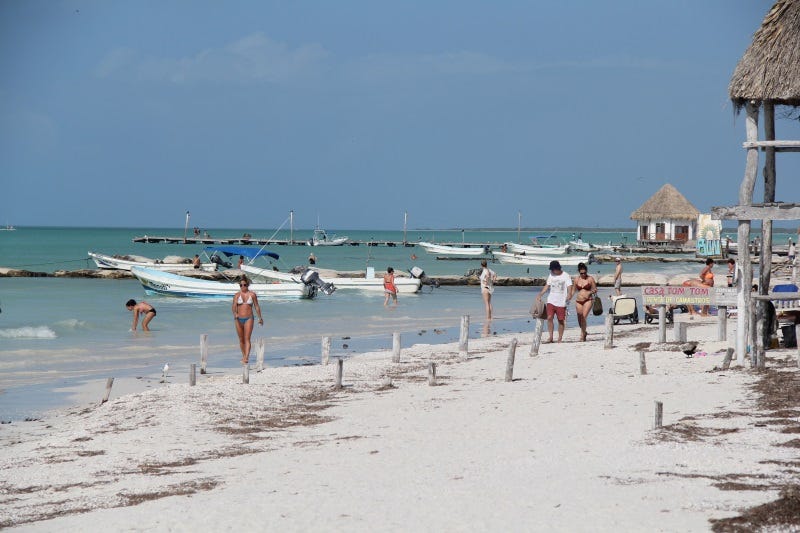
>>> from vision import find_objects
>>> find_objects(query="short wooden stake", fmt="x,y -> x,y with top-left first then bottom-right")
392,332 -> 401,363
604,314 -> 614,350
505,338 -> 518,382
722,348 -> 734,370
334,357 -> 344,389
654,401 -> 663,429
658,306 -> 666,343
322,336 -> 331,366
242,364 -> 249,384
756,317 -> 766,370
428,362 -> 437,386
189,363 -> 196,386
718,307 -> 728,341
256,338 -> 265,372
101,377 -> 114,404
639,351 -> 647,375
796,324 -> 800,368
458,315 -> 469,356
200,333 -> 208,374
674,322 -> 687,343
530,318 -> 544,356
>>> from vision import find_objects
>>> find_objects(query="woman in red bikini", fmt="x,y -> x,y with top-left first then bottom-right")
231,276 -> 263,364
383,267 -> 398,307
568,262 -> 597,341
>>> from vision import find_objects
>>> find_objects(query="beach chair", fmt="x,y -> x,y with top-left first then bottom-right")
773,284 -> 800,347
645,305 -> 673,324
611,296 -> 639,325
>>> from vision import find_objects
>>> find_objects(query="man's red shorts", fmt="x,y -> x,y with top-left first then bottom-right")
546,303 -> 566,321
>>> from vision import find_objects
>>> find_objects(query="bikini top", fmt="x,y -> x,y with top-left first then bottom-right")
237,293 -> 254,305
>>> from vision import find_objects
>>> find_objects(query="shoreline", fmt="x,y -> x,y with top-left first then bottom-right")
2,320 -> 799,530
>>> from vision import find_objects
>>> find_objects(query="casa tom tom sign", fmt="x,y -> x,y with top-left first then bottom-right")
641,286 -> 737,307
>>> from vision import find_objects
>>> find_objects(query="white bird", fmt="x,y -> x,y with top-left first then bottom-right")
161,363 -> 169,382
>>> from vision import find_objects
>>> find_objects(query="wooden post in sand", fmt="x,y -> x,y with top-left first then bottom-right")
604,314 -> 614,350
654,401 -> 663,429
100,377 -> 114,404
459,315 -> 470,357
674,322 -> 687,343
505,339 -> 518,382
529,318 -> 544,356
639,351 -> 647,375
756,317 -> 766,370
392,332 -> 401,363
189,364 -> 196,386
796,324 -> 800,368
242,364 -> 249,384
717,307 -> 727,342
256,338 -> 265,372
428,362 -> 437,386
200,333 -> 209,374
334,357 -> 344,390
657,306 -> 666,343
321,336 -> 331,366
722,348 -> 734,370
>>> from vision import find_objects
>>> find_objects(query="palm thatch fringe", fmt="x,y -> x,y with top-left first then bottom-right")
630,184 -> 699,221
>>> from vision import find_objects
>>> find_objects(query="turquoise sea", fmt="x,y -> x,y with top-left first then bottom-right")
0,226 -> 780,420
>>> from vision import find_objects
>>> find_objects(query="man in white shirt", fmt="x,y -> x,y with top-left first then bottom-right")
535,260 -> 573,343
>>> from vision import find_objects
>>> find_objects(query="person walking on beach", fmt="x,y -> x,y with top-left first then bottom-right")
383,267 -> 398,307
613,257 -> 623,296
479,259 -> 497,320
232,276 -> 263,365
126,299 -> 156,332
535,260 -> 573,343
568,262 -> 597,342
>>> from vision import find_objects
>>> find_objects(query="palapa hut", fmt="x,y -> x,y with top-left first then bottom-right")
713,0 -> 800,366
630,184 -> 699,245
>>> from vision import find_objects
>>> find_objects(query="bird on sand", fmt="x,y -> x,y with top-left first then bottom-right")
681,342 -> 698,358
161,363 -> 169,382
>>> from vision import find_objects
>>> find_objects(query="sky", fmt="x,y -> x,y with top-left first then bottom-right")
2,0 -> 798,231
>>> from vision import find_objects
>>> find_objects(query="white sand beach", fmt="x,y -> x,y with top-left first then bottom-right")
2,317 -> 799,531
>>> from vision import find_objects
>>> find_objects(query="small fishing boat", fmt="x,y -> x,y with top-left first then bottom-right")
493,251 -> 593,266
307,228 -> 349,246
89,251 -> 217,272
242,264 -> 423,294
0,224 -> 16,231
504,242 -> 569,256
418,242 -> 490,257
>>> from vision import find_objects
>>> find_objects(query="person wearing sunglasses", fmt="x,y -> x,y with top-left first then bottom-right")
232,276 -> 263,365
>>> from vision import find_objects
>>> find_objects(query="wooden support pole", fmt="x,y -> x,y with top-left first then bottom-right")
392,332 -> 401,363
654,401 -> 663,429
604,314 -> 614,350
756,317 -> 765,369
530,318 -> 544,356
242,364 -> 249,384
256,338 -> 265,372
428,362 -> 437,386
321,335 -> 331,366
101,377 -> 114,404
200,333 -> 208,374
717,307 -> 727,342
505,339 -> 518,382
190,363 -> 196,386
722,348 -> 734,370
796,324 -> 800,368
639,351 -> 647,375
657,306 -> 666,343
459,315 -> 470,357
674,322 -> 687,343
334,357 -> 343,390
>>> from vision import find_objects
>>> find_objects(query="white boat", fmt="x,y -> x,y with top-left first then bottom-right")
504,242 -> 569,255
89,251 -> 218,272
418,242 -> 490,257
130,266 -> 320,299
493,251 -> 593,266
241,264 -> 423,294
308,228 -> 349,246
0,224 -> 15,231
568,234 -> 616,253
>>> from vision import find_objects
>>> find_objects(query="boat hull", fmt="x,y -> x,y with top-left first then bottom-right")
89,252 -> 217,272
241,265 -> 422,294
418,242 -> 489,257
504,242 -> 569,255
493,251 -> 593,266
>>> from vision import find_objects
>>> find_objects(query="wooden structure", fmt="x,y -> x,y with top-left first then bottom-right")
712,0 -> 800,365
630,184 -> 699,246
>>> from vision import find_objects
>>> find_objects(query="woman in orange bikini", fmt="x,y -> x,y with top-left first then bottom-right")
383,267 -> 398,307
569,262 -> 597,341
231,276 -> 263,364
684,258 -> 715,316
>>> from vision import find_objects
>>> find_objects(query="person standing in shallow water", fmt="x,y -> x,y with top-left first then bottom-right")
479,259 -> 497,320
126,299 -> 156,331
383,267 -> 398,307
612,257 -> 623,296
232,277 -> 263,365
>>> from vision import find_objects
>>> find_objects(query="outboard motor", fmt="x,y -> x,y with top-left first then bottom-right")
410,266 -> 439,288
300,269 -> 336,295
210,253 -> 232,269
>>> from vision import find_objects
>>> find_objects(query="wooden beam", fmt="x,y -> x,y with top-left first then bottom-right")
711,204 -> 800,221
743,140 -> 800,152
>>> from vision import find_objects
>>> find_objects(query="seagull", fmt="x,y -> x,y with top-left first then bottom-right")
161,363 -> 169,381
681,342 -> 698,358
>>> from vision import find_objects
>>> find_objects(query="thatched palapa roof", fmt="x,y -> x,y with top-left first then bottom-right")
630,184 -> 699,221
729,0 -> 800,109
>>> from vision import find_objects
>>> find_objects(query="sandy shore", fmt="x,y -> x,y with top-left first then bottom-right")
2,317 -> 799,531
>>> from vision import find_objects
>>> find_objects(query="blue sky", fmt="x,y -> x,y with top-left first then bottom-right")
2,0 -> 797,231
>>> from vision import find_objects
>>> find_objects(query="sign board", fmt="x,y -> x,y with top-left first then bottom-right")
641,286 -> 737,306
712,287 -> 737,306
696,213 -> 722,257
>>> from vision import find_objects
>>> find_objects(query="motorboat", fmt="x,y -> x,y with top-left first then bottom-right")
568,234 -> 616,253
307,228 -> 349,246
503,242 -> 569,255
0,224 -> 15,231
89,251 -> 217,272
492,251 -> 593,266
242,264 -> 423,294
417,242 -> 490,257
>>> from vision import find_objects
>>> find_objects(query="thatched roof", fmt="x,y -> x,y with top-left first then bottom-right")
729,0 -> 800,109
630,184 -> 699,221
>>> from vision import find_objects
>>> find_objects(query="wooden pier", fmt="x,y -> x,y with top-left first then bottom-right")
132,235 -> 419,247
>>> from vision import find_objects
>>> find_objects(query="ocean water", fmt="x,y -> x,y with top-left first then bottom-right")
0,226 -> 780,420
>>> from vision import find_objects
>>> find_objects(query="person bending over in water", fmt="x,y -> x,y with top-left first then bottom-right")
126,299 -> 156,331
232,277 -> 263,365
